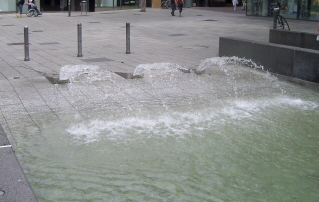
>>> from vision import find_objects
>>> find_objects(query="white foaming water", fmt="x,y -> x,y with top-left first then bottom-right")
59,57 -> 318,145
60,64 -> 112,83
197,56 -> 264,72
232,96 -> 319,112
133,62 -> 190,77
66,96 -> 319,144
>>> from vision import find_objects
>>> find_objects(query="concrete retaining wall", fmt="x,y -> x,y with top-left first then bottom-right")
269,29 -> 319,51
219,37 -> 319,83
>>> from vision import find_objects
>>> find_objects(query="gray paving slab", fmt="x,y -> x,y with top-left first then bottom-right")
0,126 -> 10,147
0,7 -> 318,201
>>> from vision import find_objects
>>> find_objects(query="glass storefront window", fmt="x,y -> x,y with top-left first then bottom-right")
0,0 -> 19,12
247,0 -> 261,15
279,0 -> 297,19
299,0 -> 310,19
246,0 -> 319,20
246,0 -> 270,16
310,0 -> 319,20
95,0 -> 119,7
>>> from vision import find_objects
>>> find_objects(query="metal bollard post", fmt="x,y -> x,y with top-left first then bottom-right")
126,22 -> 131,54
273,9 -> 278,29
68,0 -> 71,17
81,1 -> 87,16
24,26 -> 30,61
77,23 -> 83,57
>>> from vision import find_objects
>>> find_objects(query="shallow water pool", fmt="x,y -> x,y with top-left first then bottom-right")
14,58 -> 319,201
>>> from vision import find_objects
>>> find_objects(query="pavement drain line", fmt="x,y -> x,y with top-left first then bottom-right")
170,34 -> 186,36
0,145 -> 12,148
7,43 -> 28,46
81,58 -> 113,62
39,42 -> 60,45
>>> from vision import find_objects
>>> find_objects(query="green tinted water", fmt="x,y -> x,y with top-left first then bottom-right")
14,60 -> 319,201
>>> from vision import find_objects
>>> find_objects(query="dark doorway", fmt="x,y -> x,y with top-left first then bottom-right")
40,0 -> 94,11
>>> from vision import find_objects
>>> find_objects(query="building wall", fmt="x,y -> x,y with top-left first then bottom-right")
152,0 -> 160,8
0,0 -> 40,12
2,0 -> 319,21
0,0 -> 17,12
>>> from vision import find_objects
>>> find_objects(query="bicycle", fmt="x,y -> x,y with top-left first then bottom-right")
270,3 -> 290,31
274,8 -> 290,30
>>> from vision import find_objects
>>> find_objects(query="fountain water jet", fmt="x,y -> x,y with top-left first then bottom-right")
197,56 -> 264,73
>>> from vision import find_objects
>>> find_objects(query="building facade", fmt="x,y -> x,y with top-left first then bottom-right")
1,0 -> 37,12
1,0 -> 319,21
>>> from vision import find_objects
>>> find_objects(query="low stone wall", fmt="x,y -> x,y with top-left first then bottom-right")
219,37 -> 319,84
269,29 -> 319,51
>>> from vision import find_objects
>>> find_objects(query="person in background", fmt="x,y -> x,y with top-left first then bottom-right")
177,0 -> 184,17
140,0 -> 146,12
317,23 -> 319,41
16,0 -> 25,17
171,0 -> 176,16
25,0 -> 42,15
232,0 -> 238,10
242,0 -> 246,10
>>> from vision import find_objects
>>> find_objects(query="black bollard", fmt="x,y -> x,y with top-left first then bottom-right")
126,22 -> 131,54
24,26 -> 30,61
273,9 -> 279,29
68,0 -> 71,17
77,23 -> 83,57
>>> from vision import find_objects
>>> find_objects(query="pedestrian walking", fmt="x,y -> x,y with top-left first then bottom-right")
242,0 -> 246,10
16,0 -> 25,17
140,0 -> 146,12
232,0 -> 238,10
171,0 -> 176,16
25,0 -> 42,15
177,0 -> 184,17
